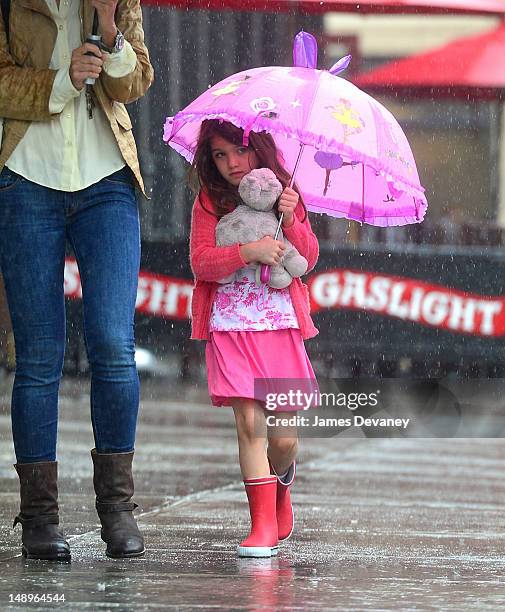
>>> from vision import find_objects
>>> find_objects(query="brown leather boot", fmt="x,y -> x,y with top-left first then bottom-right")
13,462 -> 71,562
91,449 -> 145,558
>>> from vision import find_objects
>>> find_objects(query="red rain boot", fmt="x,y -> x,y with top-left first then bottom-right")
271,461 -> 296,542
237,476 -> 278,558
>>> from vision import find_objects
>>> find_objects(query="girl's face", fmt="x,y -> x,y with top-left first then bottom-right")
210,135 -> 259,187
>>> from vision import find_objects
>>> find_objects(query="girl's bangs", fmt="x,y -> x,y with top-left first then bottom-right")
204,120 -> 244,145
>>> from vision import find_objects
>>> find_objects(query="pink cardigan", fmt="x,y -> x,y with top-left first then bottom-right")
189,190 -> 319,341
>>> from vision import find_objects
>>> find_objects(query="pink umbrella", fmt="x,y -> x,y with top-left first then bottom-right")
165,32 -> 428,283
164,32 -> 427,229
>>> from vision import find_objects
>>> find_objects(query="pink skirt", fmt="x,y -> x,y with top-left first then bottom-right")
205,329 -> 318,411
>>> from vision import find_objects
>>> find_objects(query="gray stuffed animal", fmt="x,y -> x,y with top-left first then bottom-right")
215,168 -> 308,289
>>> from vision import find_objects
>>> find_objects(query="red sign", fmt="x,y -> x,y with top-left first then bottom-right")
308,269 -> 504,337
136,271 -> 193,320
64,259 -> 505,336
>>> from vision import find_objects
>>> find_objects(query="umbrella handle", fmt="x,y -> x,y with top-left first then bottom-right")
260,213 -> 284,285
289,143 -> 304,189
259,141 -> 304,287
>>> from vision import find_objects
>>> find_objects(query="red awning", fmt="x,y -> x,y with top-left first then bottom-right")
141,0 -> 505,16
354,21 -> 505,100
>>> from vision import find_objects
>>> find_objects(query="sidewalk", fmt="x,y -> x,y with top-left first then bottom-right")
1,374 -> 505,610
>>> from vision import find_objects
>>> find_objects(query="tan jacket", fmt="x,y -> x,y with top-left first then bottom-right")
0,0 -> 154,194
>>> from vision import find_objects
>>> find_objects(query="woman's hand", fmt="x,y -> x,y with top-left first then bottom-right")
70,43 -> 105,90
91,0 -> 119,48
240,236 -> 286,265
278,187 -> 299,228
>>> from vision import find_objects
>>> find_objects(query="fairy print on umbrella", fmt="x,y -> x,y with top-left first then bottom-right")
314,151 -> 357,196
327,98 -> 365,144
212,75 -> 252,97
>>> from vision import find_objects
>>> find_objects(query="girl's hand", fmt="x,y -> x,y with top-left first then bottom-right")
240,236 -> 286,265
278,187 -> 299,228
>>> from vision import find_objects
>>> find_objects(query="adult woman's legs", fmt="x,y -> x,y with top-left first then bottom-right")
0,168 -> 70,560
66,168 -> 143,557
67,170 -> 140,453
0,171 -> 66,463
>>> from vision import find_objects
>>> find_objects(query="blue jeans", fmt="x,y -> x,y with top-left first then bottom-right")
0,166 -> 141,463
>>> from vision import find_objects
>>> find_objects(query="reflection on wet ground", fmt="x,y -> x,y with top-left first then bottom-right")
1,376 -> 505,609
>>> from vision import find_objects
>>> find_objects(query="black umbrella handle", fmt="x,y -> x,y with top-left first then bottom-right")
84,12 -> 100,86
84,12 -> 100,119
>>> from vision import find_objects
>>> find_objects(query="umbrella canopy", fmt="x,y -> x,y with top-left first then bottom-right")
354,21 -> 505,100
164,33 -> 428,226
142,0 -> 505,16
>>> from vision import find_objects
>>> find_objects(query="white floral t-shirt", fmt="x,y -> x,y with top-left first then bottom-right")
210,267 -> 299,332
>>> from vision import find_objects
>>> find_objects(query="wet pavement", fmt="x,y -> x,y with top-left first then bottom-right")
1,372 -> 505,610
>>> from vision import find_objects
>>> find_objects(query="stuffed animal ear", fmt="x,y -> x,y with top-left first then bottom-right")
238,172 -> 261,204
258,169 -> 283,200
270,177 -> 283,201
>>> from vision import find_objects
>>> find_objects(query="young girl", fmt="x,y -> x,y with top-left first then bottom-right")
189,119 -> 319,558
